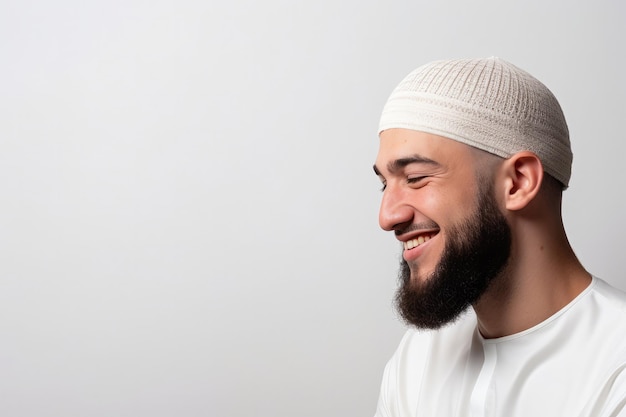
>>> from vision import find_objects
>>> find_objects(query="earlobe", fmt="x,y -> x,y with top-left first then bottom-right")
502,152 -> 544,211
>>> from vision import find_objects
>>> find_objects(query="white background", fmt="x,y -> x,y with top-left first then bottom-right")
1,1 -> 624,416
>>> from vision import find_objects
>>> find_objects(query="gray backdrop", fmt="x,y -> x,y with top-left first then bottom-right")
1,0 -> 624,416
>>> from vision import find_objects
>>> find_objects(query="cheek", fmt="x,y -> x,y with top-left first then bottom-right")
411,177 -> 481,224
444,182 -> 481,217
417,189 -> 458,222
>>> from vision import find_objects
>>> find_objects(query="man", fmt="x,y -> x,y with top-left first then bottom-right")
373,57 -> 626,417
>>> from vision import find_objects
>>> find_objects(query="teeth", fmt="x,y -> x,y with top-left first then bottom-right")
404,235 -> 432,250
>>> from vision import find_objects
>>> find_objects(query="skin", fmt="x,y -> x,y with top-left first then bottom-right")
374,128 -> 592,338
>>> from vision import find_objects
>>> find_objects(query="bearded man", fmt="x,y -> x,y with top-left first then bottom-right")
372,57 -> 626,417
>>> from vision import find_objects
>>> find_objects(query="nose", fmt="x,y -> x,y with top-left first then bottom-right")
378,185 -> 414,232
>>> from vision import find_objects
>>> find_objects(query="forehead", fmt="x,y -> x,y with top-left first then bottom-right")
375,129 -> 477,173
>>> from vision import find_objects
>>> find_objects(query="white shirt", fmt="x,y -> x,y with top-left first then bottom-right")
375,277 -> 626,417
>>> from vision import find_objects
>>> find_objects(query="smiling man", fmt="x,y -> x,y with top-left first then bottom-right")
373,58 -> 626,417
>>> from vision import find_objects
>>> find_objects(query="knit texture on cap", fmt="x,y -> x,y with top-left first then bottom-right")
379,57 -> 572,187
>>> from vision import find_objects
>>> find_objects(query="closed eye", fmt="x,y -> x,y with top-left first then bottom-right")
407,176 -> 427,185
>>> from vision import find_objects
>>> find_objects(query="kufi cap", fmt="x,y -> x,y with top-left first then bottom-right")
379,57 -> 572,187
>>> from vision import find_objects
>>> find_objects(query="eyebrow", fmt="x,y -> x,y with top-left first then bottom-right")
373,155 -> 440,176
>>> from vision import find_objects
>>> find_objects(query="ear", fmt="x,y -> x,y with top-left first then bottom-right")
501,151 -> 544,211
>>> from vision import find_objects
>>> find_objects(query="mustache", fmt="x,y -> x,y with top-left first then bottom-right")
394,220 -> 439,237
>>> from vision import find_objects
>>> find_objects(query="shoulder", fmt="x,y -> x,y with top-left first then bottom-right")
578,278 -> 626,381
583,277 -> 626,344
389,310 -> 478,368
374,312 -> 477,417
591,277 -> 626,311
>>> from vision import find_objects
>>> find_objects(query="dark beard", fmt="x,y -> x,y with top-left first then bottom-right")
395,182 -> 511,330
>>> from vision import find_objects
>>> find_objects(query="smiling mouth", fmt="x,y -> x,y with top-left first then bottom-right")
403,233 -> 436,250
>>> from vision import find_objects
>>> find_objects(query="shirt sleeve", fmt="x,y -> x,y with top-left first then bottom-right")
374,329 -> 428,417
374,358 -> 396,417
600,370 -> 626,417
585,363 -> 626,417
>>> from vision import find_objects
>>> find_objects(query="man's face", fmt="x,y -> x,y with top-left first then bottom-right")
374,129 -> 511,329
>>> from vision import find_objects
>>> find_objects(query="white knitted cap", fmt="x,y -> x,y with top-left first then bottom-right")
379,57 -> 572,187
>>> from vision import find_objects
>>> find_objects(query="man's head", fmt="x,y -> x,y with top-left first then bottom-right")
374,57 -> 572,329
379,57 -> 571,188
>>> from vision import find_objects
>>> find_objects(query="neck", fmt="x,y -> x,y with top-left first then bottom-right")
473,219 -> 591,339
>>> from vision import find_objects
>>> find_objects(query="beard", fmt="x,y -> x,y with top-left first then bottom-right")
395,182 -> 511,330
